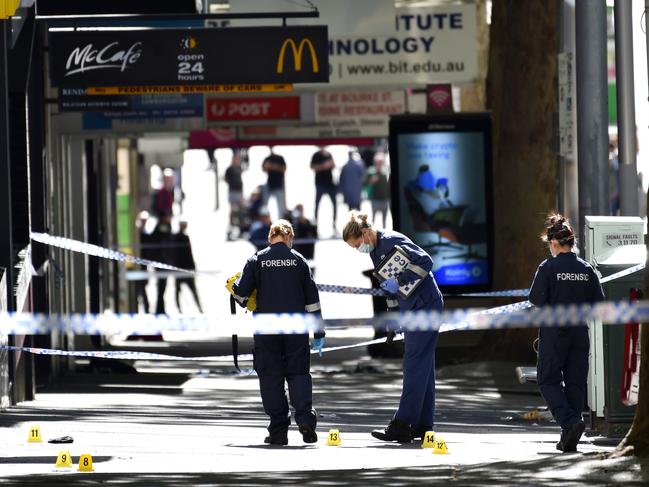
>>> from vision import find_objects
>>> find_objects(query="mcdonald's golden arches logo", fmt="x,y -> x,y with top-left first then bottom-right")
276,38 -> 319,74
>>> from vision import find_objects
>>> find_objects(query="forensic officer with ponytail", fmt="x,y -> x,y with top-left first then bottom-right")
231,219 -> 324,446
342,210 -> 443,443
529,213 -> 604,452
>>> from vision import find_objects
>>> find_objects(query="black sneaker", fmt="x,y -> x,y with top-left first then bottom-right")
371,419 -> 412,443
264,433 -> 288,446
561,421 -> 585,452
298,425 -> 318,444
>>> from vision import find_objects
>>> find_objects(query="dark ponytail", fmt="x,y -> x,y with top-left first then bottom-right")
541,212 -> 575,248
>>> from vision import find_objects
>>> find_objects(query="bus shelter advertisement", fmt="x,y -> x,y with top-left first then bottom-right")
390,115 -> 493,290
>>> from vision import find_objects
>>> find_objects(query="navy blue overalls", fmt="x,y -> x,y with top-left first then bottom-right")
233,242 -> 322,437
528,251 -> 605,430
370,230 -> 444,431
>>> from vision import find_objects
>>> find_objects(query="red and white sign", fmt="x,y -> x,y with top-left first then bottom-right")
206,96 -> 300,122
315,90 -> 405,121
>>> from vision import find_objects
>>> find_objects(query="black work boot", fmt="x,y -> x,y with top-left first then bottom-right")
559,421 -> 585,452
264,432 -> 288,446
298,424 -> 318,444
411,425 -> 432,441
371,419 -> 412,443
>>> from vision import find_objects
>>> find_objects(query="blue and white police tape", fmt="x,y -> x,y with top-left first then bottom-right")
2,322 -> 488,362
32,231 -> 645,299
0,334 -> 408,362
30,232 -> 204,277
0,300 -> 647,336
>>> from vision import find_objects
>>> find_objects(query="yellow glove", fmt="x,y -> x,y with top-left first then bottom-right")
226,272 -> 257,312
247,289 -> 257,312
225,272 -> 241,295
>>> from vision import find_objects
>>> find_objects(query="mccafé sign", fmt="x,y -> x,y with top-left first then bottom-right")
49,27 -> 329,88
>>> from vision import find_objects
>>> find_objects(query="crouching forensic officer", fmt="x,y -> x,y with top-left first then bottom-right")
342,211 -> 443,443
529,213 -> 604,452
231,219 -> 324,445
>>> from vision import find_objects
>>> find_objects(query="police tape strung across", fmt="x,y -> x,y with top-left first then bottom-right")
0,334 -> 412,362
1,300 -> 648,336
30,232 -> 644,299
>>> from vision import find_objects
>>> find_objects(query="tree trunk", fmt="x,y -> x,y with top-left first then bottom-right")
478,0 -> 558,356
460,0 -> 488,111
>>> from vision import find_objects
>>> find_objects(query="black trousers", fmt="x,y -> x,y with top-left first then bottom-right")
253,334 -> 316,436
175,277 -> 202,313
537,326 -> 589,430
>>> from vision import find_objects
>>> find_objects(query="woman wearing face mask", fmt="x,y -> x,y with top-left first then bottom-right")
528,213 -> 604,453
342,210 -> 443,443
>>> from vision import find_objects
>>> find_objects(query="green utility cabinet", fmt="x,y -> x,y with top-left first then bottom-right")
590,244 -> 643,437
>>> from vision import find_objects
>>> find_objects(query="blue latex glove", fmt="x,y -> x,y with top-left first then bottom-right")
311,337 -> 324,357
380,277 -> 400,294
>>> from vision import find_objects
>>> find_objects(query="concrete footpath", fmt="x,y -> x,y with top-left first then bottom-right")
0,341 -> 647,486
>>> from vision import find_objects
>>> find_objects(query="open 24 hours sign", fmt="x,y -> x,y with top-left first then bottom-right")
49,26 -> 329,88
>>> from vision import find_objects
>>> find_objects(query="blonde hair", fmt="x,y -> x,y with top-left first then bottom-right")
342,211 -> 372,242
268,219 -> 294,241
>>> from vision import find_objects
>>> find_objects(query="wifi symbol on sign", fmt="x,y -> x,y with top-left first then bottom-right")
428,90 -> 451,108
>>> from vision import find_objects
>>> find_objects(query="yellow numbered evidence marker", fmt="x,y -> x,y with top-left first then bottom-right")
55,451 -> 72,468
77,454 -> 95,472
327,429 -> 341,446
27,425 -> 42,442
433,438 -> 449,454
421,431 -> 436,448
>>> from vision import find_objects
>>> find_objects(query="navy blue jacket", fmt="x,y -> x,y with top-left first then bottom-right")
529,251 -> 605,307
233,242 -> 323,334
370,230 -> 443,312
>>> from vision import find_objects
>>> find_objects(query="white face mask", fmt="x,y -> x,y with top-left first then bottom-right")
357,234 -> 374,254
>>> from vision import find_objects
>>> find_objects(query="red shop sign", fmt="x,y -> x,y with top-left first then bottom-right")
207,96 -> 300,121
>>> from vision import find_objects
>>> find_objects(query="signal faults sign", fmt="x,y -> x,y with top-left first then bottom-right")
85,85 -> 293,95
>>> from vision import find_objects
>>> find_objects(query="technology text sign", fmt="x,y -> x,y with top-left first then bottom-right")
49,26 -> 329,87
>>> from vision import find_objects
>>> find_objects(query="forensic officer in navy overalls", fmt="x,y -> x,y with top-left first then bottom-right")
232,219 -> 324,445
529,213 -> 604,452
343,211 -> 443,443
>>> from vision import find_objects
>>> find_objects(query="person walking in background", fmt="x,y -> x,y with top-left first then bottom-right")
339,150 -> 366,212
150,214 -> 175,315
290,204 -> 318,262
342,211 -> 443,443
153,168 -> 176,218
135,211 -> 152,313
528,213 -> 605,453
225,150 -> 245,240
366,152 -> 390,228
310,147 -> 338,233
262,151 -> 287,219
174,221 -> 203,313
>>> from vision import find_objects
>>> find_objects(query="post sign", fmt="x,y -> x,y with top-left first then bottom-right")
49,26 -> 329,88
206,96 -> 300,122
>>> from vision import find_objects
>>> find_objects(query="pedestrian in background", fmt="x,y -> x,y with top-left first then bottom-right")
366,152 -> 390,228
150,214 -> 174,315
528,213 -> 605,452
290,204 -> 318,262
262,152 -> 287,219
231,219 -> 324,446
174,221 -> 203,313
311,147 -> 338,233
135,211 -> 151,314
342,211 -> 443,443
225,150 -> 245,240
339,150 -> 366,212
